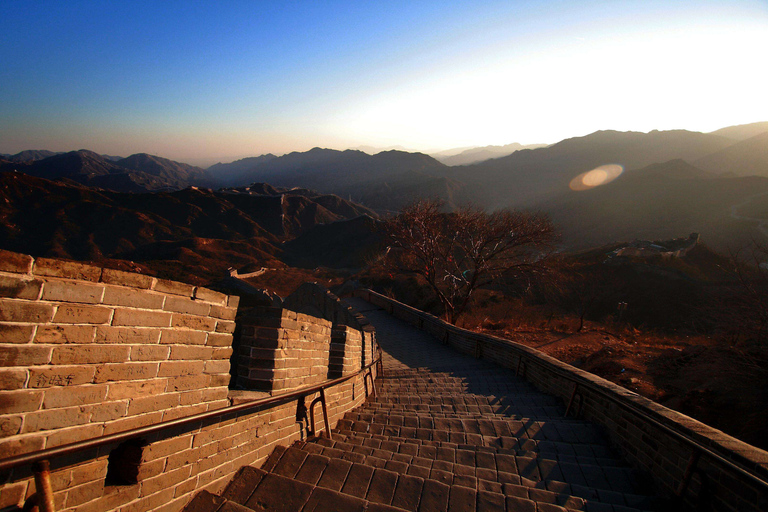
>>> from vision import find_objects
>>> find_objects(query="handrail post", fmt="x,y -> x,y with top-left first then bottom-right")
565,383 -> 579,417
319,388 -> 331,440
32,459 -> 55,512
677,450 -> 702,498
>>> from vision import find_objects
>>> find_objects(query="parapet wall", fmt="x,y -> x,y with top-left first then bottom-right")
235,283 -> 376,391
0,250 -> 377,512
353,288 -> 768,512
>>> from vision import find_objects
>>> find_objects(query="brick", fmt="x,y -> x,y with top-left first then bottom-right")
100,268 -> 154,289
34,324 -> 96,344
107,378 -> 167,399
53,304 -> 112,324
22,405 -> 91,432
202,387 -> 228,402
216,320 -> 236,334
0,414 -> 22,437
0,323 -> 35,343
95,326 -> 161,344
194,287 -> 227,305
0,345 -> 52,366
0,480 -> 27,509
206,332 -> 233,347
140,465 -> 192,497
43,384 -> 108,408
212,347 -> 233,359
160,329 -> 208,345
158,360 -> 205,377
112,308 -> 171,327
88,400 -> 129,421
45,422 -> 105,448
103,286 -> 165,309
51,345 -> 129,364
0,299 -> 54,322
94,362 -> 159,383
103,411 -> 163,435
0,249 -> 33,273
164,296 -> 211,316
34,258 -> 101,281
0,389 -> 43,413
0,368 -> 27,389
204,360 -> 230,374
179,389 -> 203,405
209,305 -> 237,320
41,279 -> 105,303
166,374 -> 211,392
172,313 -> 216,331
0,435 -> 44,459
227,295 -> 240,308
170,345 -> 213,360
29,365 -> 95,388
130,345 -> 170,361
154,279 -> 195,297
128,393 -> 180,415
0,274 -> 43,299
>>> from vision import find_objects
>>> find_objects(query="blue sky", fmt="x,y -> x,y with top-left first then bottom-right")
1,0 -> 767,165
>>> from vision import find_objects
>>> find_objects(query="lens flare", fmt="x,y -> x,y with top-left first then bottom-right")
569,164 -> 624,191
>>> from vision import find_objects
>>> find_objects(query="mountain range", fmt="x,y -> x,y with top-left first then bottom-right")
3,120 -> 768,254
0,171 -> 380,283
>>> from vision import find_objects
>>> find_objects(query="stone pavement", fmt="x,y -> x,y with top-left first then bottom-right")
185,297 -> 658,512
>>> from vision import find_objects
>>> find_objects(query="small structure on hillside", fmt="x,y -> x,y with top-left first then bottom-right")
608,233 -> 700,260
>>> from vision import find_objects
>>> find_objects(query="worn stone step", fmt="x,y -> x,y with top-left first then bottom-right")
304,436 -> 640,497
328,430 -> 631,470
341,412 -> 605,444
360,401 -> 565,420
336,420 -> 611,457
208,459 -> 409,512
277,443 -> 655,512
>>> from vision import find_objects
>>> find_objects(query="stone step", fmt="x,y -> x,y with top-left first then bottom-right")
336,417 -> 610,454
278,443 -> 655,512
328,430 -> 631,470
190,459 -> 409,512
306,436 -> 640,497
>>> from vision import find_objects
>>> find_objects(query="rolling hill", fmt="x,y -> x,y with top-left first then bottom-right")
538,159 -> 768,251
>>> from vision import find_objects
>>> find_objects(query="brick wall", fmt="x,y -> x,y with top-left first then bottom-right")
353,288 -> 768,512
0,250 -> 378,512
235,283 -> 376,391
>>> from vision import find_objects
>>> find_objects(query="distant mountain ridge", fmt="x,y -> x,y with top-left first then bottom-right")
434,142 -> 548,166
0,149 -> 214,192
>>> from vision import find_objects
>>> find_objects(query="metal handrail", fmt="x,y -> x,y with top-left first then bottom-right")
0,353 -> 381,473
360,289 -> 768,497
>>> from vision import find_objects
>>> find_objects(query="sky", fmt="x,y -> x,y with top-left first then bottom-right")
1,0 -> 767,166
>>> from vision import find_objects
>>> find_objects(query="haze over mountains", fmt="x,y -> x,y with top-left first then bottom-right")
2,121 -> 768,258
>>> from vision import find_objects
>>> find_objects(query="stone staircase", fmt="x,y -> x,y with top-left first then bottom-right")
183,299 -> 658,512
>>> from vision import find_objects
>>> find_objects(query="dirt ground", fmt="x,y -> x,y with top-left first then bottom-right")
473,323 -> 768,451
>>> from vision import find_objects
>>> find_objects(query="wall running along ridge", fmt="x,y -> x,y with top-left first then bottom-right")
0,249 -> 376,512
353,289 -> 768,512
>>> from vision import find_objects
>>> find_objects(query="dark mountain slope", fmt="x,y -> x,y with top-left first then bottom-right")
538,160 -> 768,251
0,172 -> 379,281
115,153 -> 212,187
283,215 -> 382,269
694,131 -> 768,177
207,154 -> 277,180
3,149 -> 62,162
0,150 -> 218,193
449,129 -> 736,209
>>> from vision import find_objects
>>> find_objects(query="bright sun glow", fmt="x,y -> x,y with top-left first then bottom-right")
569,164 -> 624,191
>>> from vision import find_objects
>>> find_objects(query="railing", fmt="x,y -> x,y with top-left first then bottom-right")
0,348 -> 382,512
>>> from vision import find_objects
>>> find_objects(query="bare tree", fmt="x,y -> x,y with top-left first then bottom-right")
380,199 -> 557,323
